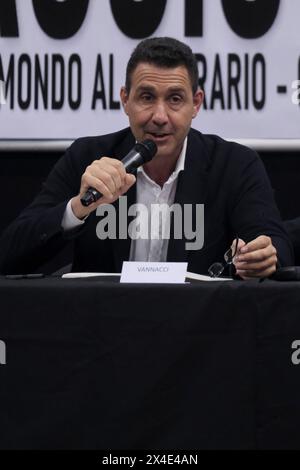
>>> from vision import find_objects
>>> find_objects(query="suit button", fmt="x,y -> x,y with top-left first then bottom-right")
40,233 -> 47,242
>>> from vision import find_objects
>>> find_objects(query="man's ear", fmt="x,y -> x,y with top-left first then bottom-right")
120,86 -> 129,114
192,89 -> 204,118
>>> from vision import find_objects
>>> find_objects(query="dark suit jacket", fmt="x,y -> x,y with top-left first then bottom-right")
0,128 -> 294,274
285,217 -> 300,265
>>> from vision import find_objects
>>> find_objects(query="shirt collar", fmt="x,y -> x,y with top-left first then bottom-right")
137,136 -> 187,184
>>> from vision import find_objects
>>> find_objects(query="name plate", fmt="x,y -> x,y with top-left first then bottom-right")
120,262 -> 188,284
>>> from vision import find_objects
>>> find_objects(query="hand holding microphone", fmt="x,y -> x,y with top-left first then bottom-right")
71,140 -> 157,219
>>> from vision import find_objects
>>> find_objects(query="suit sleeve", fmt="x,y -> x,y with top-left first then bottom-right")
227,145 -> 294,267
284,217 -> 300,265
0,140 -> 88,274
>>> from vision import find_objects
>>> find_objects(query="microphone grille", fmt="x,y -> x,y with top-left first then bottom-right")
136,139 -> 157,163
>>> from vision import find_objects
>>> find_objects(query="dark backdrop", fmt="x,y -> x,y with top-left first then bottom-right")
0,149 -> 299,270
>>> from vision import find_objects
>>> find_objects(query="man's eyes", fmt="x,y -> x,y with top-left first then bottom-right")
169,94 -> 183,104
138,94 -> 184,104
140,93 -> 153,102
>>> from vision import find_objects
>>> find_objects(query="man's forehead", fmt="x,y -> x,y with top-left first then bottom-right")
130,63 -> 191,89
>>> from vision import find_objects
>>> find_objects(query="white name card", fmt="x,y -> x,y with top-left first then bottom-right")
120,262 -> 188,284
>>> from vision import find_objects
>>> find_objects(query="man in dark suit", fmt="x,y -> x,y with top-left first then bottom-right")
0,37 -> 294,277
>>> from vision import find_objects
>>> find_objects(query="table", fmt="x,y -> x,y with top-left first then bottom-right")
0,276 -> 300,449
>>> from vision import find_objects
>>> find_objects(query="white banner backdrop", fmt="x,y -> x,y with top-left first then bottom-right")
0,0 -> 299,140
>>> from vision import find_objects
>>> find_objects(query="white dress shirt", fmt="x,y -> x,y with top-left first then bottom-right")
61,138 -> 187,262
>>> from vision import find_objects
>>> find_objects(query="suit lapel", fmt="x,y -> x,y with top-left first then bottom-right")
167,130 -> 211,263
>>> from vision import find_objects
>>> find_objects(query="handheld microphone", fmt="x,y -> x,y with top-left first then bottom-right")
80,139 -> 157,207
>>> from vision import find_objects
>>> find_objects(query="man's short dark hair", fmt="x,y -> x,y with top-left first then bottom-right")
125,37 -> 199,94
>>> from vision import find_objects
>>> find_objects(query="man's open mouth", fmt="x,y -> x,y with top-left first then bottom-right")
148,132 -> 170,139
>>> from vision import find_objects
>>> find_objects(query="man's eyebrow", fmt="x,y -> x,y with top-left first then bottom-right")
136,85 -> 186,94
167,87 -> 186,94
136,85 -> 155,93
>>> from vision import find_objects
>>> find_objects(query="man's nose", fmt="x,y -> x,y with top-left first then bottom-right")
152,102 -> 168,126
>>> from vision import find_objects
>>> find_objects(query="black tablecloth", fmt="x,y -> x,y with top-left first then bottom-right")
0,277 -> 300,449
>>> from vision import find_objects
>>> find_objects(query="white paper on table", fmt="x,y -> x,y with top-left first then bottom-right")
62,271 -> 233,282
62,273 -> 120,279
186,271 -> 233,281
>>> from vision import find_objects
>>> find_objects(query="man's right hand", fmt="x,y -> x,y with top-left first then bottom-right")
71,157 -> 136,220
